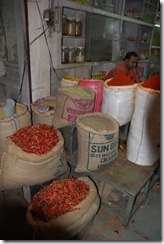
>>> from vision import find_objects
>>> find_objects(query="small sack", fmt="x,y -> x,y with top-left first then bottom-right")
60,76 -> 79,87
31,96 -> 56,125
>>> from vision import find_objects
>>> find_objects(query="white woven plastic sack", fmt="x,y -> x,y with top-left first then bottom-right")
101,80 -> 138,126
127,86 -> 160,166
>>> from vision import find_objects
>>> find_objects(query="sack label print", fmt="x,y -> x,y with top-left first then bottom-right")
61,97 -> 94,122
86,133 -> 118,170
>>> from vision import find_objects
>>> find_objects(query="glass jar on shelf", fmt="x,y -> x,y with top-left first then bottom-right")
66,17 -> 76,36
61,46 -> 69,63
76,46 -> 85,63
68,46 -> 76,63
75,19 -> 82,37
62,15 -> 67,35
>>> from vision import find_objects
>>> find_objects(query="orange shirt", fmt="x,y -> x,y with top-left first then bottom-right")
105,61 -> 140,83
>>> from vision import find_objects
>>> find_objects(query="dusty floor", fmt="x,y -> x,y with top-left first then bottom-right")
0,177 -> 161,241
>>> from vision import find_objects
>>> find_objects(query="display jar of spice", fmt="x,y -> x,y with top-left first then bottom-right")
66,17 -> 76,36
62,15 -> 67,35
75,19 -> 82,37
68,46 -> 76,63
61,46 -> 69,63
76,46 -> 85,63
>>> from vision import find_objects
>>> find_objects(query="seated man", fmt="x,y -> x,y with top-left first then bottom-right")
105,51 -> 141,83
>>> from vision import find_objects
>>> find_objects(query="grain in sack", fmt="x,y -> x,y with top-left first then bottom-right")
75,112 -> 119,172
0,103 -> 31,162
0,125 -> 69,190
102,77 -> 139,126
60,76 -> 79,87
127,84 -> 160,166
31,96 -> 56,125
53,86 -> 95,129
26,177 -> 100,240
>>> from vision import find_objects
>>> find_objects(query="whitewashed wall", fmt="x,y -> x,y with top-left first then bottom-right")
27,0 -> 51,102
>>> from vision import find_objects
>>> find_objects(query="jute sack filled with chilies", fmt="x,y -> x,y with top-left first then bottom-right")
75,112 -> 119,172
102,78 -> 139,126
0,128 -> 69,190
26,177 -> 100,240
52,86 -> 95,129
0,103 -> 31,162
31,96 -> 56,126
127,84 -> 160,166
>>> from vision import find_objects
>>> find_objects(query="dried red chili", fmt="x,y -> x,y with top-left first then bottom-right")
30,178 -> 89,222
141,74 -> 160,90
10,124 -> 59,155
107,72 -> 135,86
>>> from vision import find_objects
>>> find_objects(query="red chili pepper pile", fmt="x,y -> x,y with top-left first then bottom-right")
30,178 -> 90,222
10,124 -> 59,155
107,72 -> 135,86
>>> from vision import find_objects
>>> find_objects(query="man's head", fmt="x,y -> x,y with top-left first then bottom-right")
124,52 -> 139,70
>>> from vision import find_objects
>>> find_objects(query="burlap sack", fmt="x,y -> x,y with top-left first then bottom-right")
53,86 -> 95,129
31,96 -> 56,126
0,130 -> 69,190
0,103 -> 31,162
127,86 -> 160,165
75,112 -> 119,172
26,176 -> 100,240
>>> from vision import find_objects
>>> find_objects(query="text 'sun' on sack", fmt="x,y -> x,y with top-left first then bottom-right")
75,112 -> 119,172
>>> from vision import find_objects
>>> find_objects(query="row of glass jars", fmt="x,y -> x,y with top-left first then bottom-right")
62,15 -> 82,37
62,46 -> 85,63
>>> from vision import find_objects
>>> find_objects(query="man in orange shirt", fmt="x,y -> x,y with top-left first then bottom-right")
105,51 -> 141,83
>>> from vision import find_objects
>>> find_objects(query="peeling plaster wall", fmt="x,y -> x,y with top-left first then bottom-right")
1,0 -> 17,62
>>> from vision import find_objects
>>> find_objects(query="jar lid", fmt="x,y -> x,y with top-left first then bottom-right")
77,46 -> 85,49
67,17 -> 75,21
62,46 -> 69,49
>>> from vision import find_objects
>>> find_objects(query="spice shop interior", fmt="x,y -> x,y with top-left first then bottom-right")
0,0 -> 160,241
